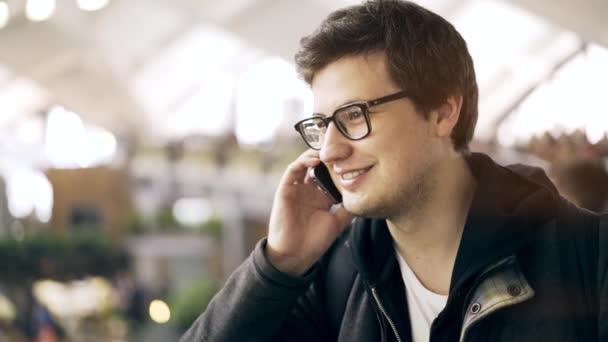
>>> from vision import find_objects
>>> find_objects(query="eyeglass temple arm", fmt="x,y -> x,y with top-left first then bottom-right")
368,91 -> 408,106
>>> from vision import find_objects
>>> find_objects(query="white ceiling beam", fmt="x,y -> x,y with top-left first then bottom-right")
505,0 -> 608,48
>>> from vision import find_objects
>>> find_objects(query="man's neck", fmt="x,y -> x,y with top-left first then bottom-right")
387,154 -> 476,295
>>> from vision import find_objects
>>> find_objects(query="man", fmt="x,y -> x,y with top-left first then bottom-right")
181,1 -> 608,341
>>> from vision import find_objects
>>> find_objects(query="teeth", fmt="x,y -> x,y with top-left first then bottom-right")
341,169 -> 367,180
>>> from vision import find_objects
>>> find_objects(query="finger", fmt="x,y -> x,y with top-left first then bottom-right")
304,167 -> 315,185
281,155 -> 321,186
310,186 -> 335,208
299,151 -> 322,185
294,149 -> 320,161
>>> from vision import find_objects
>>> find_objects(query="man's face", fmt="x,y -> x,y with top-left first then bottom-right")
312,52 -> 443,219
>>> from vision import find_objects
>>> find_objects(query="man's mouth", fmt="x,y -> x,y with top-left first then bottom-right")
337,166 -> 373,190
340,168 -> 370,180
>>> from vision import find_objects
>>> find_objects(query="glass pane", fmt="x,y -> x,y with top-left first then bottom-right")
302,119 -> 325,145
335,105 -> 367,138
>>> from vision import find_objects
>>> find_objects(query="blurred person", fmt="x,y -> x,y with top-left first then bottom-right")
16,288 -> 61,342
181,1 -> 608,341
113,271 -> 147,339
551,159 -> 608,213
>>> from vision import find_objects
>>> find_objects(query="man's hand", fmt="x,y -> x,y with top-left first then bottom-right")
266,150 -> 353,276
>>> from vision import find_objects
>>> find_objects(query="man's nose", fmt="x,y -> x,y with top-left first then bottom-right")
319,122 -> 352,165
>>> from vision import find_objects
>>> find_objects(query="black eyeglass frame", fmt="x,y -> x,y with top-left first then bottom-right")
293,90 -> 409,150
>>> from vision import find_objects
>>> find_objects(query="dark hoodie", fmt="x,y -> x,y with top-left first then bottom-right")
181,153 -> 608,342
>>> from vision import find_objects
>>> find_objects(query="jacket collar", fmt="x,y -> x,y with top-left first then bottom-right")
350,217 -> 396,287
349,152 -> 559,290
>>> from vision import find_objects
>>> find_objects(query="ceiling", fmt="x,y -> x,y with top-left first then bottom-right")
0,0 -> 606,149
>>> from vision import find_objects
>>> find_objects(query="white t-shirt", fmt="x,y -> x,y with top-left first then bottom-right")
395,250 -> 448,342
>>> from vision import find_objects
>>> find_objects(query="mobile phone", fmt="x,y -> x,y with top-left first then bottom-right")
309,162 -> 342,204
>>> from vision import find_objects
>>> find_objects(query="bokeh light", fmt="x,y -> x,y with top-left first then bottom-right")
173,197 -> 213,227
77,0 -> 110,12
25,0 -> 56,22
0,2 -> 9,29
6,168 -> 53,222
149,299 -> 171,324
44,106 -> 117,168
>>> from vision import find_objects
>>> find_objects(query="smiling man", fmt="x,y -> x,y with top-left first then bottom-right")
181,1 -> 608,341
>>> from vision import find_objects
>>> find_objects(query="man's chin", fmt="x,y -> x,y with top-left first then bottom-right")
341,199 -> 360,216
343,194 -> 396,220
342,197 -> 373,217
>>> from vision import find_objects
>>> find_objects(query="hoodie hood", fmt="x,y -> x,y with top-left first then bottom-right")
449,152 -> 559,292
349,152 -> 560,290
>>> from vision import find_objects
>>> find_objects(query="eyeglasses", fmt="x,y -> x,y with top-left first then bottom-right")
293,90 -> 408,150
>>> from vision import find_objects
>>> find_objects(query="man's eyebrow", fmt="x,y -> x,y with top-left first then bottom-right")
339,98 -> 366,107
313,98 -> 366,117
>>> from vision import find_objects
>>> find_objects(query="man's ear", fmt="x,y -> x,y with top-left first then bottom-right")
434,95 -> 463,138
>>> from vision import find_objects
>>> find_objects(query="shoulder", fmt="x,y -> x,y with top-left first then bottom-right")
545,197 -> 605,268
555,196 -> 602,232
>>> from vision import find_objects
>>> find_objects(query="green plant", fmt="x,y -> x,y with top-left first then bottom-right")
0,232 -> 128,284
198,216 -> 223,238
126,212 -> 146,234
156,207 -> 181,230
171,278 -> 219,330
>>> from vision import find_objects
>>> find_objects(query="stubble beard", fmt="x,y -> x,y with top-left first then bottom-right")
344,167 -> 435,221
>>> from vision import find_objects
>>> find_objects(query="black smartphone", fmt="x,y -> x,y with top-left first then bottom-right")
309,162 -> 342,204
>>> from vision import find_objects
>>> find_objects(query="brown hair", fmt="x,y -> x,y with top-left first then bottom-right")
295,0 -> 478,151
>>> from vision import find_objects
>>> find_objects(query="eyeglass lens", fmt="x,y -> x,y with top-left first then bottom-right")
300,104 -> 369,149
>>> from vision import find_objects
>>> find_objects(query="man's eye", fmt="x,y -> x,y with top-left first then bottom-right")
346,109 -> 364,121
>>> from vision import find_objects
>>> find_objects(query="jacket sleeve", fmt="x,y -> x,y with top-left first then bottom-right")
179,238 -> 331,342
599,212 -> 608,340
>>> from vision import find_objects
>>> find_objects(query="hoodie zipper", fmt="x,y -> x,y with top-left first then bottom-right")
371,287 -> 404,342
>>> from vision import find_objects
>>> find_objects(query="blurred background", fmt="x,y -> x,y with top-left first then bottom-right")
0,0 -> 607,340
